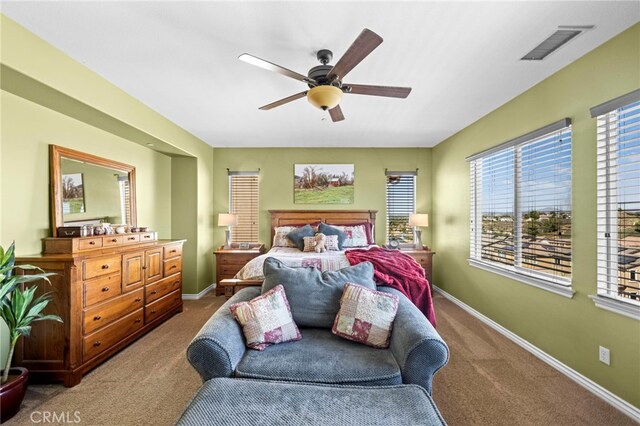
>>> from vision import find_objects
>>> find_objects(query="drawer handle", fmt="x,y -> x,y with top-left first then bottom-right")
135,298 -> 142,302
93,341 -> 101,347
170,250 -> 177,253
150,290 -> 157,295
94,315 -> 102,321
151,310 -> 156,314
173,281 -> 179,286
144,235 -> 151,239
128,237 -> 136,241
135,319 -> 142,323
111,238 -> 117,243
102,264 -> 109,270
102,287 -> 109,292
89,241 -> 96,245
142,266 -> 147,270
170,265 -> 177,270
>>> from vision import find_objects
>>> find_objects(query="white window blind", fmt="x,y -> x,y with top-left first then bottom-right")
595,95 -> 640,306
118,176 -> 131,225
469,120 -> 572,288
229,172 -> 259,243
386,171 -> 416,245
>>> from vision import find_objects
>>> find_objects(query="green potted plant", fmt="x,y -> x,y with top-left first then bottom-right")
0,242 -> 62,423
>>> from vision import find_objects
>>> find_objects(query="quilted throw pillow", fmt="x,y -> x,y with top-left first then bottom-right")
332,283 -> 399,349
332,224 -> 369,247
273,226 -> 299,248
229,285 -> 301,351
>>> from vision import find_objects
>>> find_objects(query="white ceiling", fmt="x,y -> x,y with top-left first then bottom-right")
2,1 -> 638,148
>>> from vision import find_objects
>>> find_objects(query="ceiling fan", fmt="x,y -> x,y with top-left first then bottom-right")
239,28 -> 412,122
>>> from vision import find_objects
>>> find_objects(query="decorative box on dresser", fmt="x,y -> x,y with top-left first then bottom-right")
15,235 -> 185,387
214,244 -> 265,296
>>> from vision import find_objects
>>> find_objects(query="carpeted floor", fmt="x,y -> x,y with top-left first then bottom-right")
5,292 -> 635,425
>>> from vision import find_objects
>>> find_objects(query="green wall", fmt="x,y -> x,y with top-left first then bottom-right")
432,24 -> 640,408
212,148 -> 432,252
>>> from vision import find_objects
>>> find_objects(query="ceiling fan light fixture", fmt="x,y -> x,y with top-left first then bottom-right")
307,85 -> 342,110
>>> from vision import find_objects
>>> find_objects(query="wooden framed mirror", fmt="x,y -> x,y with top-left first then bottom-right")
50,145 -> 137,237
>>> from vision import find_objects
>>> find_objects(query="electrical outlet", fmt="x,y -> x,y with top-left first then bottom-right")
599,346 -> 610,365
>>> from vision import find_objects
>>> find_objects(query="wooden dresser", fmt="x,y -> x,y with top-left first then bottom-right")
15,235 -> 185,387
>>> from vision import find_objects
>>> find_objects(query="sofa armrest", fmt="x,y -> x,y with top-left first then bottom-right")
186,287 -> 261,382
378,286 -> 449,395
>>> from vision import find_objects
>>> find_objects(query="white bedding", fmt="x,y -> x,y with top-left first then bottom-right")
234,246 -> 353,280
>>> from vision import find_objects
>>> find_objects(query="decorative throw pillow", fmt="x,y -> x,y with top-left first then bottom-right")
303,235 -> 340,252
332,283 -> 399,349
331,222 -> 375,245
262,258 -> 376,328
273,226 -> 299,247
302,236 -> 317,252
286,224 -> 315,251
332,224 -> 369,247
229,284 -> 301,351
318,223 -> 346,250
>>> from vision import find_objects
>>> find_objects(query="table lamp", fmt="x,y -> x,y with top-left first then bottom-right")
218,213 -> 238,249
409,213 -> 429,250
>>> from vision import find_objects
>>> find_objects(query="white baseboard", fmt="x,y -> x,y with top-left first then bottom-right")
433,286 -> 640,422
182,283 -> 216,300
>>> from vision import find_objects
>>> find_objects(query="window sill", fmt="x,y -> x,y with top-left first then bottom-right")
468,259 -> 574,298
589,295 -> 640,321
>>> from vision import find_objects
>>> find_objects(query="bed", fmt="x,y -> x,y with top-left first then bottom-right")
224,209 -> 436,325
233,209 -> 378,281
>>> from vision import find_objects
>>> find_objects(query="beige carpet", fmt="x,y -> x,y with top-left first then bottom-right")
5,293 -> 636,425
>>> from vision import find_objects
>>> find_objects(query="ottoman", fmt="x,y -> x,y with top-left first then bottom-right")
177,378 -> 447,425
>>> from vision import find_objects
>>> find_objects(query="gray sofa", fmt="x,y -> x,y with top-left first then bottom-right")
187,259 -> 448,395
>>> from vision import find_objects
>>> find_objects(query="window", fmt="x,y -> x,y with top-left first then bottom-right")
594,90 -> 640,317
117,175 -> 131,225
468,119 -> 573,295
386,171 -> 416,245
229,171 -> 259,243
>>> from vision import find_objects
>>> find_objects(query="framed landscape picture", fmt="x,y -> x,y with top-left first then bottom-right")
62,173 -> 86,214
294,164 -> 354,204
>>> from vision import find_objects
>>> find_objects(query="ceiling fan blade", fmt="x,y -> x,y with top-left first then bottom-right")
239,53 -> 311,83
345,84 -> 412,98
328,29 -> 383,81
329,105 -> 345,122
259,91 -> 308,110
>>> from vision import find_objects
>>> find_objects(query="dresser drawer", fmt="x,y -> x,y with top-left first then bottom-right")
139,232 -> 156,243
83,288 -> 144,335
145,290 -> 181,323
83,308 -> 144,361
219,265 -> 242,277
78,237 -> 103,251
146,273 -> 182,304
102,235 -> 123,247
218,254 -> 255,266
163,243 -> 182,259
84,273 -> 122,307
83,255 -> 121,280
163,257 -> 182,276
122,234 -> 140,244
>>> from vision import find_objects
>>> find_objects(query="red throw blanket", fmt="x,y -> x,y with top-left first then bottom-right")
345,247 -> 436,327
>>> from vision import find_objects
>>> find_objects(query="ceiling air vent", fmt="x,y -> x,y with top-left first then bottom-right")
521,25 -> 594,61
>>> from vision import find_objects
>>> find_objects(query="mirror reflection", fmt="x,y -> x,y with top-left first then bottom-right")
60,157 -> 132,226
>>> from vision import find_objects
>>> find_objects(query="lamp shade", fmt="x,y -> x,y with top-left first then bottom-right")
218,213 -> 238,227
307,85 -> 343,110
409,213 -> 429,227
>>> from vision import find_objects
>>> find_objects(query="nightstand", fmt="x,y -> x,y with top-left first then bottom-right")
401,248 -> 435,285
214,243 -> 265,296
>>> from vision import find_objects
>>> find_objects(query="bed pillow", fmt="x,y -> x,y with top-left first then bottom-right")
318,223 -> 346,250
229,284 -> 301,351
332,283 -> 399,349
330,222 -> 375,245
262,257 -> 376,328
273,226 -> 299,248
286,225 -> 315,251
331,224 -> 369,247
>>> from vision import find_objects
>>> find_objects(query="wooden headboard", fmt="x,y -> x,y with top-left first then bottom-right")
269,210 -> 377,244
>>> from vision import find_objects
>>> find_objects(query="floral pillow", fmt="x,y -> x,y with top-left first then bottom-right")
332,283 -> 399,349
273,226 -> 299,248
229,285 -> 301,351
331,224 -> 369,247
